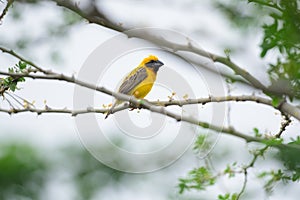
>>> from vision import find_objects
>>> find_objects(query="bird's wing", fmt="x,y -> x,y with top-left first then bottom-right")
118,67 -> 148,94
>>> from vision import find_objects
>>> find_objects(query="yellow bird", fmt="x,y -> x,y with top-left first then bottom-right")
105,55 -> 164,119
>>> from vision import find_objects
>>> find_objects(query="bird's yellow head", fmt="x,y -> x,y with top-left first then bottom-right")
141,55 -> 164,73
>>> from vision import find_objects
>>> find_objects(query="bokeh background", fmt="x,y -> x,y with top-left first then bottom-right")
1,0 -> 300,199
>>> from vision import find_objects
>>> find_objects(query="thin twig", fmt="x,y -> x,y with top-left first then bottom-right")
4,92 -> 24,107
0,46 -> 52,74
236,169 -> 248,200
248,0 -> 284,12
276,113 -> 292,138
0,0 -> 14,22
51,0 -> 124,32
236,145 -> 269,199
0,104 -> 128,116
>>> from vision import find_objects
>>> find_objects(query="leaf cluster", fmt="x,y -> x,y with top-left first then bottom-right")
256,0 -> 300,99
178,167 -> 216,194
0,61 -> 27,94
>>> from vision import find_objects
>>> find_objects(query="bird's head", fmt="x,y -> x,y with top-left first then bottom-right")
141,55 -> 164,73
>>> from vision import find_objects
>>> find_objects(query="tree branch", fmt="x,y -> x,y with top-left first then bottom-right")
1,0 -> 299,150
0,0 -> 14,22
275,113 -> 292,138
0,103 -> 129,116
236,145 -> 269,199
48,1 -> 259,85
63,2 -> 300,114
0,53 -> 299,153
2,69 -> 300,120
47,0 -> 299,99
0,100 -> 281,145
49,0 -> 124,32
50,0 -> 293,96
0,46 -> 52,74
248,0 -> 284,12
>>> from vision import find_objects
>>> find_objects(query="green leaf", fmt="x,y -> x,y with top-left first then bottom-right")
218,193 -> 230,200
178,179 -> 188,194
253,127 -> 262,137
8,67 -> 14,73
225,77 -> 236,84
231,193 -> 238,200
278,143 -> 300,176
292,173 -> 300,181
224,162 -> 238,178
193,134 -> 209,153
224,48 -> 231,59
178,166 -> 216,194
271,96 -> 281,107
263,138 -> 283,146
9,82 -> 17,92
18,61 -> 27,70
218,193 -> 237,200
18,77 -> 25,82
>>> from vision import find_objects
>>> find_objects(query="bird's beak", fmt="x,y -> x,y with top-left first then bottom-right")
155,60 -> 164,67
146,60 -> 164,72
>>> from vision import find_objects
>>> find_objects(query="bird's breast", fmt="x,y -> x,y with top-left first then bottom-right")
131,68 -> 156,99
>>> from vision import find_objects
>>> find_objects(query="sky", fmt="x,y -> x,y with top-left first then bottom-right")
1,0 -> 300,199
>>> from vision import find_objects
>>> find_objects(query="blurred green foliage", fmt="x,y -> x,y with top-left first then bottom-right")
213,0 -> 264,29
62,146 -> 124,200
260,0 -> 300,99
182,132 -> 300,198
178,166 -> 216,194
277,137 -> 300,181
1,0 -> 300,199
5,0 -> 83,64
0,143 -> 48,200
216,0 -> 300,99
0,141 -> 125,200
181,1 -> 300,196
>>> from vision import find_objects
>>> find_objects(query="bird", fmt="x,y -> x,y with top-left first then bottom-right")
105,55 -> 164,119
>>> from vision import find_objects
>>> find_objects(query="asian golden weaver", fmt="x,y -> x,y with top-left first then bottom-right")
105,55 -> 164,119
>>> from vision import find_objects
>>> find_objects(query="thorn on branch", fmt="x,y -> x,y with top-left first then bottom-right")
276,113 -> 292,138
175,115 -> 182,122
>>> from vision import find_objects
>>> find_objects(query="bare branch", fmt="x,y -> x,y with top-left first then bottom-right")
50,0 -> 124,32
0,103 -> 279,145
1,68 -> 300,121
276,113 -> 292,138
1,72 -> 300,149
0,0 -> 14,22
127,32 -> 267,89
0,104 -> 129,116
47,0 -> 299,100
45,1 -> 264,89
0,95 -> 277,115
236,169 -> 248,200
0,46 -> 53,74
0,0 -> 299,149
236,145 -> 269,199
248,0 -> 284,12
160,95 -> 273,107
